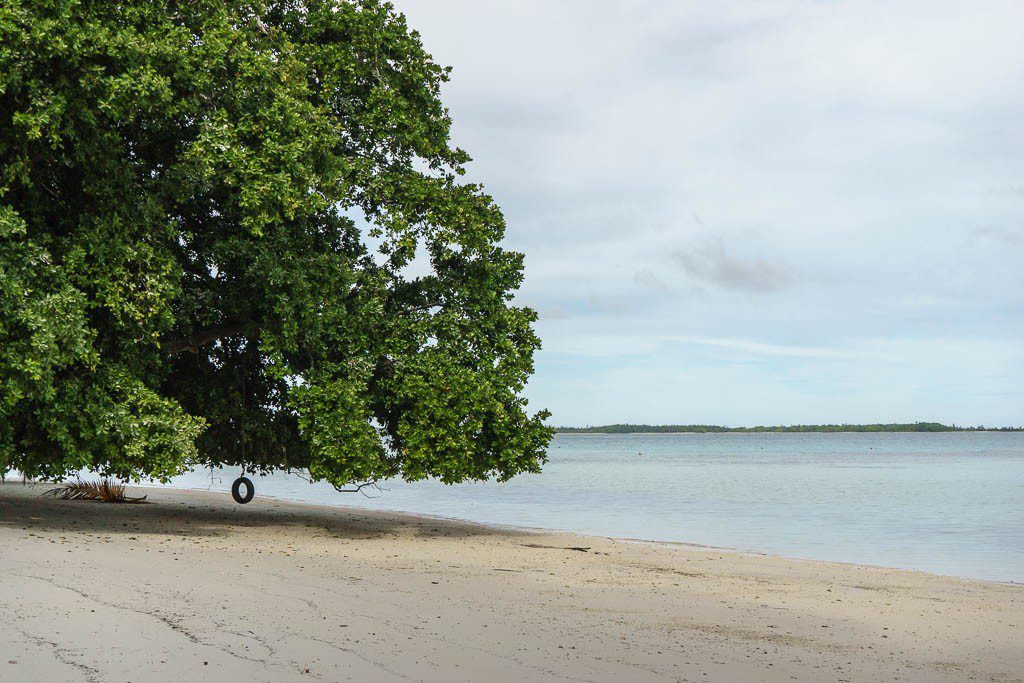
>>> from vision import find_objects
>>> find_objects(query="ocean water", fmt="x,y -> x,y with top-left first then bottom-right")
157,432 -> 1024,583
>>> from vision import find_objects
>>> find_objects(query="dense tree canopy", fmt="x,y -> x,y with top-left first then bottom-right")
0,0 -> 552,488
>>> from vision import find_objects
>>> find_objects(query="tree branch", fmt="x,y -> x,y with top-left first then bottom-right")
164,319 -> 260,354
332,481 -> 386,497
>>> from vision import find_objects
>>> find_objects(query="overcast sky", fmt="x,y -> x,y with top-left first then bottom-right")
400,1 -> 1024,427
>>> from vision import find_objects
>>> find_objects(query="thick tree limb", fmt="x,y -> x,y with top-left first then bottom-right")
164,319 -> 260,354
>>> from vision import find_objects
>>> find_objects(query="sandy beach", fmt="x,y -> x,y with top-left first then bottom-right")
1,482 -> 1021,682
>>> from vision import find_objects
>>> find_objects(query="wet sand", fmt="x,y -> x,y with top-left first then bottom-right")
1,482 -> 1021,682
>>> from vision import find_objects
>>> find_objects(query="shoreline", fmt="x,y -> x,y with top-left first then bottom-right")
3,482 -> 1022,682
141,481 -> 1020,587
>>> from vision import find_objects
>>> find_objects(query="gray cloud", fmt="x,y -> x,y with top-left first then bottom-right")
670,238 -> 796,293
633,268 -> 675,294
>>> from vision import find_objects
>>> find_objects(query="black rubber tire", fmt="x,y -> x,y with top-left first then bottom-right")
231,476 -> 254,504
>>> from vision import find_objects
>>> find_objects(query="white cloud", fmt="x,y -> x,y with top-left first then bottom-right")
399,1 -> 1024,425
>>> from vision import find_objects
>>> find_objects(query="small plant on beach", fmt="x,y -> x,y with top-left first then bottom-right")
0,1 -> 552,490
44,480 -> 147,504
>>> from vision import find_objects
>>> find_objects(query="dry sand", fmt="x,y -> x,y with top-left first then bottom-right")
1,482 -> 1021,683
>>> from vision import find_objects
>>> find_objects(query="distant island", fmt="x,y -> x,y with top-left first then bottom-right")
555,422 -> 1023,434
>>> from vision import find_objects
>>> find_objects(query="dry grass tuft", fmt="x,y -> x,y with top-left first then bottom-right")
44,479 -> 147,504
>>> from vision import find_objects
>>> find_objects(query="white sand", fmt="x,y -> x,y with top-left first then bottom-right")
1,482 -> 1021,682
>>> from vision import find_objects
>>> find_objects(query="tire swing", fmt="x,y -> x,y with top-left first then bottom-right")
231,475 -> 255,504
232,362 -> 255,505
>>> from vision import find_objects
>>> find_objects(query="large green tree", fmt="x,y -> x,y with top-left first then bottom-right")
0,0 -> 551,489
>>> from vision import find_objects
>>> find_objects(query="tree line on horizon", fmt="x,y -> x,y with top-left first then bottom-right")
555,423 -> 1024,434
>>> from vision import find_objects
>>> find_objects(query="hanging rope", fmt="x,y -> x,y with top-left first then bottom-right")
231,344 -> 255,504
240,353 -> 246,476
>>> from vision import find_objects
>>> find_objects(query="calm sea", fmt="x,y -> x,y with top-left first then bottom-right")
157,432 -> 1024,583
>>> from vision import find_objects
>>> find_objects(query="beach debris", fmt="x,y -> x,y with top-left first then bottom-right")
521,543 -> 591,552
43,479 -> 147,503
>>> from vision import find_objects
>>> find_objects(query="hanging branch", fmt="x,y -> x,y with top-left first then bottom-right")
333,481 -> 386,497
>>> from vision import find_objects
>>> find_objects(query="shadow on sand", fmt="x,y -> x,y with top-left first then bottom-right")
0,481 -> 516,542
